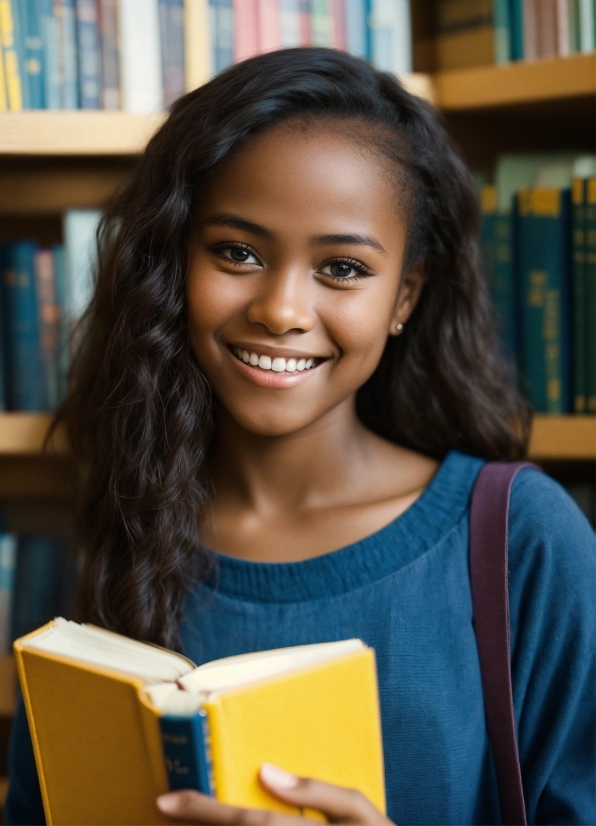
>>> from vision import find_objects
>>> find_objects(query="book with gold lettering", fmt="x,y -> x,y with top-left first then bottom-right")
14,619 -> 385,826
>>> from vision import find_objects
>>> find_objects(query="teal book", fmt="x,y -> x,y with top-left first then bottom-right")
571,178 -> 587,413
75,0 -> 101,108
494,0 -> 511,62
21,0 -> 45,107
39,0 -> 61,109
0,241 -> 43,411
345,0 -> 366,57
481,186 -> 517,357
508,0 -> 523,58
57,0 -> 78,108
518,187 -> 572,414
209,0 -> 233,75
159,711 -> 214,795
586,177 -> 596,413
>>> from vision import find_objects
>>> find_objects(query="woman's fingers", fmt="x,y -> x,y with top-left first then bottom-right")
259,764 -> 389,825
156,789 -> 310,825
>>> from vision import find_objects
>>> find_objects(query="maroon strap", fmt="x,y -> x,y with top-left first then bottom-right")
470,461 -> 537,826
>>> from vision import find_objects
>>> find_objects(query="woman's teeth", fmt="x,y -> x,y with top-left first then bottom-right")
233,347 -> 318,373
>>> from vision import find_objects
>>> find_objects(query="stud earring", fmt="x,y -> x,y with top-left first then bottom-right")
395,322 -> 404,333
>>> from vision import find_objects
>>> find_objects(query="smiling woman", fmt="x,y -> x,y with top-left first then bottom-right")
6,48 -> 594,826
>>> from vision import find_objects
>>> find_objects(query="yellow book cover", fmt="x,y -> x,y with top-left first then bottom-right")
14,621 -> 385,826
0,23 -> 7,110
0,0 -> 22,110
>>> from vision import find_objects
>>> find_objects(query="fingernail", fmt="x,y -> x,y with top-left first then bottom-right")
157,793 -> 180,813
260,762 -> 299,789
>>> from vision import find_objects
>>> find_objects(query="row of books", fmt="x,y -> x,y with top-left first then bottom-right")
480,153 -> 596,414
0,210 -> 99,411
0,529 -> 75,657
436,0 -> 596,70
0,0 -> 413,113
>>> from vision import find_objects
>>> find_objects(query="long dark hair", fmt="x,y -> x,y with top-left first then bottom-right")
54,48 -> 531,649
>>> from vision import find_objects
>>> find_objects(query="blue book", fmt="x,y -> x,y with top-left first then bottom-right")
160,712 -> 214,795
39,0 -> 61,109
518,187 -> 573,413
508,0 -> 523,60
345,0 -> 366,58
21,0 -> 45,107
0,241 -> 43,411
209,0 -> 233,75
75,0 -> 100,108
0,533 -> 17,655
11,535 -> 69,642
159,0 -> 185,108
58,0 -> 78,107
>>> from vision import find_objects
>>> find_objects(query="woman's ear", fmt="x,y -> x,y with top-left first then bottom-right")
389,262 -> 426,336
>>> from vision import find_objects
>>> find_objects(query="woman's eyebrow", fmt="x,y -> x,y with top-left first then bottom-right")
203,212 -> 272,238
315,233 -> 386,254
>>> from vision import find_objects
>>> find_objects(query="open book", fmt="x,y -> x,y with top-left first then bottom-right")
15,619 -> 385,826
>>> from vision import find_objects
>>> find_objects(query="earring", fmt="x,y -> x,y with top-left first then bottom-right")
395,322 -> 404,333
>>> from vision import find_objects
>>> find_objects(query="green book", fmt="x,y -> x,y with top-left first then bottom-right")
480,185 -> 517,356
518,187 -> 572,414
571,178 -> 587,413
586,177 -> 596,413
493,0 -> 511,62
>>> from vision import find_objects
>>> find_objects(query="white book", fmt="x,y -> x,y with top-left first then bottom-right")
371,0 -> 412,77
118,0 -> 163,112
63,209 -> 102,323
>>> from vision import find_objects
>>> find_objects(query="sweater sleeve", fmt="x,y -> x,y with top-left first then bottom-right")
4,698 -> 45,825
508,469 -> 595,826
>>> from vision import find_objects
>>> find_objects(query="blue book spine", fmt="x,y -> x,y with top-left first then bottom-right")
0,534 -> 17,655
159,0 -> 185,108
160,712 -> 215,796
75,0 -> 100,108
508,0 -> 523,59
39,0 -> 61,108
11,535 -> 62,641
209,0 -> 233,75
21,0 -> 45,107
59,0 -> 78,107
345,0 -> 366,57
364,0 -> 373,60
1,241 -> 43,411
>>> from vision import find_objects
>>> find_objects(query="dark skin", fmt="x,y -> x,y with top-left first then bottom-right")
158,123 -> 438,824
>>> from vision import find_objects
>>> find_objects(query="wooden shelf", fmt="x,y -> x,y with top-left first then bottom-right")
0,413 -> 594,462
435,52 -> 596,111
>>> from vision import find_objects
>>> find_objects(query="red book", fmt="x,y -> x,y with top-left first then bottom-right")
234,0 -> 260,61
299,0 -> 311,44
258,0 -> 281,52
330,0 -> 346,49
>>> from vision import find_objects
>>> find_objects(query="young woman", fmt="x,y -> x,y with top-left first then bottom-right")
6,49 -> 594,826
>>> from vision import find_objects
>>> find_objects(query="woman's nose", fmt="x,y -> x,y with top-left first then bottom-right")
246,268 -> 315,334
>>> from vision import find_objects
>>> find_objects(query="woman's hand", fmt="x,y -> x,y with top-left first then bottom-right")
157,763 -> 395,825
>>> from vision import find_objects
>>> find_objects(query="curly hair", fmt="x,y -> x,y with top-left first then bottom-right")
53,48 -> 531,649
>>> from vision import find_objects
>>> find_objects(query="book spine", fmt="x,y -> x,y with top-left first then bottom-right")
52,243 -> 68,402
494,210 -> 517,357
508,0 -> 524,57
234,0 -> 258,58
75,0 -> 100,108
209,0 -> 233,74
298,0 -> 310,44
586,176 -> 596,413
184,0 -> 211,87
38,0 -> 60,108
11,535 -> 64,641
0,0 -> 24,109
98,0 -> 118,108
118,0 -> 163,112
1,241 -> 43,411
310,0 -> 332,46
571,177 -> 586,413
536,0 -> 558,56
330,0 -> 346,48
22,0 -> 45,108
556,0 -> 571,53
0,24 -> 6,109
344,0 -> 366,56
160,712 -> 215,796
257,0 -> 281,53
519,187 -> 572,413
63,209 -> 101,322
494,0 -> 511,61
0,534 -> 16,656
279,0 -> 300,47
579,0 -> 595,49
522,0 -> 538,58
568,0 -> 580,49
34,248 -> 60,410
58,0 -> 78,107
159,0 -> 185,107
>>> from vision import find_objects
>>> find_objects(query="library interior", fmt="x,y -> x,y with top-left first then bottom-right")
0,0 -> 594,817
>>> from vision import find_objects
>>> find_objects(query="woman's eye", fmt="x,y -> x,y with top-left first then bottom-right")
214,244 -> 261,266
319,259 -> 372,281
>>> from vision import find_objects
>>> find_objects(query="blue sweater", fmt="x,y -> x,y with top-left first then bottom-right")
5,451 -> 595,825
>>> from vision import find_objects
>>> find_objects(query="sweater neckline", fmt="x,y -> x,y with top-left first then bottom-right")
201,449 -> 484,603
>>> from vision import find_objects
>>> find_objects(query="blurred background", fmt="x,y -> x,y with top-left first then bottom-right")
0,0 -> 594,816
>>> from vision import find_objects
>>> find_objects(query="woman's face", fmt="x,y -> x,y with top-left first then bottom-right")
187,124 -> 423,437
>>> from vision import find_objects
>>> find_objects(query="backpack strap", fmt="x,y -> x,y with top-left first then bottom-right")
469,461 -> 538,826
